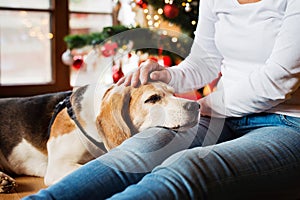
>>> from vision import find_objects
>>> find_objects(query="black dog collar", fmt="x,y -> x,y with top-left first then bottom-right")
48,93 -> 107,153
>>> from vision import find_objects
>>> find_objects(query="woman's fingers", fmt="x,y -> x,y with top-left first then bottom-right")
117,59 -> 171,87
116,76 -> 126,85
139,59 -> 162,84
124,73 -> 134,86
131,68 -> 141,87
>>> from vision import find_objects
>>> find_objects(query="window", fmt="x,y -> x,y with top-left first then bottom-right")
0,10 -> 52,85
69,0 -> 113,35
0,0 -> 113,97
0,0 -> 69,97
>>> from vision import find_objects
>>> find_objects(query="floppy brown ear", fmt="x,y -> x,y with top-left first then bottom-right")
96,86 -> 132,150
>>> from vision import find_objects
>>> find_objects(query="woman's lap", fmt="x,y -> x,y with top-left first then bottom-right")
109,114 -> 300,199
24,114 -> 300,200
110,129 -> 300,199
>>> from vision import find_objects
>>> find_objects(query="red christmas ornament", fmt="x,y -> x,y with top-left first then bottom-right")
162,55 -> 172,67
163,4 -> 179,19
72,56 -> 84,70
112,64 -> 124,83
101,42 -> 118,57
136,0 -> 143,6
136,0 -> 147,8
142,2 -> 148,9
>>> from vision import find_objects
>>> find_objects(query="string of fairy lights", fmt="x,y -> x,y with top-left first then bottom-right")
132,0 -> 199,35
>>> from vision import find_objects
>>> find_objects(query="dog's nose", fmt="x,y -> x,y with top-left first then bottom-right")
183,101 -> 200,111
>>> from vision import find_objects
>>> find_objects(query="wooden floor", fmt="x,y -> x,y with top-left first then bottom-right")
0,176 -> 46,200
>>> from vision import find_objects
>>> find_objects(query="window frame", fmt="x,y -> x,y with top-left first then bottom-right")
0,0 -> 71,97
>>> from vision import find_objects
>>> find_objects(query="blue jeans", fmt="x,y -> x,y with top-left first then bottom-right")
23,113 -> 300,200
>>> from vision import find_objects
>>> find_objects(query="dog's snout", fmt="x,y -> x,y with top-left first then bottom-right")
183,101 -> 200,111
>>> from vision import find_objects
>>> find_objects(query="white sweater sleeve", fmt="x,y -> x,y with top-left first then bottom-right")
167,0 -> 223,93
200,0 -> 300,117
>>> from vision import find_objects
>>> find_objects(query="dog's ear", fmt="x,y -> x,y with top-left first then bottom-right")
96,86 -> 132,150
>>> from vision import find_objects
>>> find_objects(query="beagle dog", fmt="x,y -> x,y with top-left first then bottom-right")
0,81 -> 199,193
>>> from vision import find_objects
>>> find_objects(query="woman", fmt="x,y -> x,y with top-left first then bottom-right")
24,0 -> 300,199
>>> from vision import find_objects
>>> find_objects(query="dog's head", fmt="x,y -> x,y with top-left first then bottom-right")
96,82 -> 199,150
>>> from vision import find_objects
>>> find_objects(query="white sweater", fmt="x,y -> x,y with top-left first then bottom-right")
167,0 -> 300,117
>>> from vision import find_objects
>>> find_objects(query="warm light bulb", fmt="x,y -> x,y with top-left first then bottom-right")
148,20 -> 153,26
158,8 -> 163,14
47,33 -> 54,39
154,22 -> 160,27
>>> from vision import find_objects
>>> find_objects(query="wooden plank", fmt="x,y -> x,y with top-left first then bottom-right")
0,176 -> 47,200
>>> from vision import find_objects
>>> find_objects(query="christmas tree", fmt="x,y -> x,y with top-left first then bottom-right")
145,0 -> 199,36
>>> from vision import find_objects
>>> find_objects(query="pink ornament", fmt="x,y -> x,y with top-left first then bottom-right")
101,42 -> 118,57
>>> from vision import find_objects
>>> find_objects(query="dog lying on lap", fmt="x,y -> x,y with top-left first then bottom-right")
0,81 -> 199,193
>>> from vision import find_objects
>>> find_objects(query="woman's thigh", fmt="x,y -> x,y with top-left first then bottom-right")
110,124 -> 300,200
99,116 -> 233,173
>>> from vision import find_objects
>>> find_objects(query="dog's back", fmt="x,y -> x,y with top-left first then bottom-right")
0,91 -> 71,176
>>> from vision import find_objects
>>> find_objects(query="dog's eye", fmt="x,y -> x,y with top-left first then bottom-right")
144,94 -> 161,104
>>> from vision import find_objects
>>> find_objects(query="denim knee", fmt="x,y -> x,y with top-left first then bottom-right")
116,127 -> 178,153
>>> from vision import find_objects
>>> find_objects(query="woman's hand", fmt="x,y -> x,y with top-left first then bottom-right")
117,59 -> 171,87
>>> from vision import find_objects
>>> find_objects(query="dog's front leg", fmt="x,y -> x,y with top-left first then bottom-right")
44,132 -> 91,186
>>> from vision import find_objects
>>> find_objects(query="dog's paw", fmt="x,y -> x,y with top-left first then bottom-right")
0,172 -> 17,193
